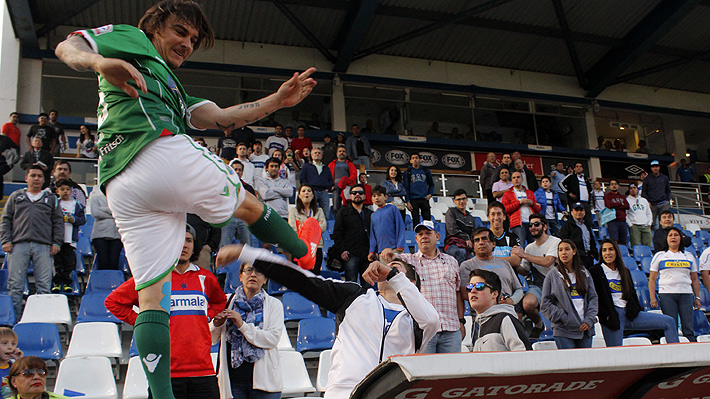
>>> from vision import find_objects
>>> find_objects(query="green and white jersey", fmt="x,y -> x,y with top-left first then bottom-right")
72,24 -> 212,187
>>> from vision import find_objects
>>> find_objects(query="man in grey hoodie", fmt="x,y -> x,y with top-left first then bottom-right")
468,269 -> 531,352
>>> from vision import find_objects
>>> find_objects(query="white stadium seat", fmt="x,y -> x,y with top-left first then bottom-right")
532,341 -> 557,350
316,349 -> 332,392
623,337 -> 652,346
19,294 -> 72,328
122,357 -> 148,399
660,336 -> 690,344
280,350 -> 316,397
54,356 -> 117,399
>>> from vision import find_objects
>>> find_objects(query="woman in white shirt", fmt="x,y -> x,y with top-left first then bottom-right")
649,226 -> 702,342
590,239 -> 678,346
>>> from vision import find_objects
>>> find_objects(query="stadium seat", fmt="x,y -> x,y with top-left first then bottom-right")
76,292 -> 122,324
698,334 -> 710,342
54,356 -> 117,399
279,351 -> 316,396
461,315 -> 473,349
404,231 -> 417,253
699,286 -> 710,312
320,270 -> 341,280
316,349 -> 332,392
66,322 -> 122,360
686,224 -> 701,234
13,322 -> 62,360
123,356 -> 148,399
75,250 -> 86,275
0,294 -> 15,326
693,310 -> 710,336
267,279 -> 291,296
296,317 -> 336,353
697,230 -> 710,246
278,324 -> 294,351
617,245 -> 630,257
592,337 -> 606,347
683,230 -> 694,240
633,245 -> 653,263
538,314 -> 553,341
404,214 -> 413,231
621,256 -> 638,271
224,268 -> 242,294
326,219 -> 335,234
282,292 -> 321,322
85,270 -> 125,294
598,227 -> 609,240
622,337 -> 652,346
673,223 -> 682,230
77,235 -> 93,258
517,274 -> 529,293
532,341 -> 557,350
128,334 -> 138,357
691,238 -> 705,255
473,217 -> 485,228
0,269 -> 7,294
118,249 -> 130,274
660,336 -> 690,344
637,289 -> 657,311
640,257 -> 652,274
19,294 -> 72,329
629,270 -> 649,289
64,271 -> 82,297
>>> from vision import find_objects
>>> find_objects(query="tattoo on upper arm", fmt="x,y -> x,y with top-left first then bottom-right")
215,121 -> 235,132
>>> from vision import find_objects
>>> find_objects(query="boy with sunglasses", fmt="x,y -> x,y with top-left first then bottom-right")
468,269 -> 531,351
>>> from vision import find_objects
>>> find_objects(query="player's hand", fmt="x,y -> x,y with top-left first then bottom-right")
276,68 -> 317,108
380,248 -> 396,264
340,250 -> 350,261
2,243 -> 12,253
93,57 -> 147,99
362,261 -> 393,285
216,244 -> 244,268
50,245 -> 60,256
579,322 -> 590,332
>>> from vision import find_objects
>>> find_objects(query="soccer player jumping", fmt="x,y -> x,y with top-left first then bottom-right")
55,1 -> 315,398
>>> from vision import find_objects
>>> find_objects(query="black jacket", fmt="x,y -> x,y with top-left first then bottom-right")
332,204 -> 372,258
187,213 -> 221,252
589,262 -> 643,331
20,149 -> 54,188
521,167 -> 539,192
652,227 -> 692,253
559,218 -> 598,260
560,173 -> 593,205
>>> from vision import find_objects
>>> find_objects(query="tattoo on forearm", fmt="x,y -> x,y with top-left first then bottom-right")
235,101 -> 261,111
215,121 -> 235,132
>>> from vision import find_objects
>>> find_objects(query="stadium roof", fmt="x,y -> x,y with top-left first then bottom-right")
9,0 -> 710,98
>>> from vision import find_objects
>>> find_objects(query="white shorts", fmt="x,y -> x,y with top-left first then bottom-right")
106,134 -> 245,289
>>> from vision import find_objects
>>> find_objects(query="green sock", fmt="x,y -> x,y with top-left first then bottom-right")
249,203 -> 307,257
134,310 -> 174,399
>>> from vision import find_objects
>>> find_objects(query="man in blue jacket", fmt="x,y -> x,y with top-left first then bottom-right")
300,147 -> 334,218
404,153 -> 435,225
642,160 -> 671,229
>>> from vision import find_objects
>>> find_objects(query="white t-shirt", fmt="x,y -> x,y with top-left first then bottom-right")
567,272 -> 585,320
650,250 -> 698,294
602,264 -> 627,308
60,199 -> 77,246
593,189 -> 605,212
231,157 -> 255,187
522,235 -> 561,278
249,153 -> 270,171
578,174 -> 589,202
545,191 -> 555,220
514,188 -> 531,223
265,135 -> 288,155
699,247 -> 710,272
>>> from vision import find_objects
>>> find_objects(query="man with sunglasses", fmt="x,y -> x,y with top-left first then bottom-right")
468,269 -> 532,351
332,184 -> 373,288
459,228 -> 524,313
511,214 -> 561,338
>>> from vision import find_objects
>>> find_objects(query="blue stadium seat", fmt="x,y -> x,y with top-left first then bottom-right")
636,288 -> 657,311
404,214 -> 413,231
296,317 -> 336,353
693,310 -> 710,336
697,230 -> 710,246
464,300 -> 470,316
118,249 -> 130,274
224,268 -> 242,294
80,214 -> 95,237
673,223 -> 682,230
320,270 -> 341,280
629,270 -> 648,289
538,314 -> 553,341
691,238 -> 705,255
0,269 -> 7,294
282,292 -> 321,322
517,274 -> 528,293
267,279 -> 291,296
0,294 -> 15,326
640,257 -> 652,274
84,270 -> 125,295
77,235 -> 93,258
76,292 -> 122,324
0,257 -> 5,269
699,286 -> 710,312
64,271 -> 82,297
598,227 -> 609,240
326,219 -> 335,234
617,244 -> 630,257
621,256 -> 639,271
683,230 -> 694,240
13,322 -> 62,360
128,335 -> 138,357
633,245 -> 653,263
75,251 -> 86,276
404,231 -> 417,253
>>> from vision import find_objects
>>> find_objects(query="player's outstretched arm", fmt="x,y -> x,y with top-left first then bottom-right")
55,36 -> 147,98
190,68 -> 317,131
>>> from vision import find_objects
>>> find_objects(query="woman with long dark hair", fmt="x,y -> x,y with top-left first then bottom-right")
590,239 -> 678,346
381,165 -> 408,222
649,226 -> 701,341
288,184 -> 327,274
541,239 -> 598,349
76,124 -> 97,159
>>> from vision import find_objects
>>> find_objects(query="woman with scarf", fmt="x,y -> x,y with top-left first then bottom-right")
211,262 -> 284,399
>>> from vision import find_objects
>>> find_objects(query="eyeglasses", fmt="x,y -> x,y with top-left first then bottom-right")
529,222 -> 543,228
466,282 -> 494,292
241,267 -> 264,277
19,369 -> 47,377
351,191 -> 365,195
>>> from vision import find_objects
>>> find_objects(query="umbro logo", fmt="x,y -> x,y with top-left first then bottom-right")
142,353 -> 162,373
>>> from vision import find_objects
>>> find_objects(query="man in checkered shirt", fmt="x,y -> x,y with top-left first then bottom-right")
382,220 -> 465,353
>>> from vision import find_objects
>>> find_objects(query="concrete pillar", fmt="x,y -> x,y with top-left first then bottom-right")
331,75 -> 346,132
0,1 -> 20,119
670,129 -> 687,162
585,110 -> 603,180
16,58 -> 43,116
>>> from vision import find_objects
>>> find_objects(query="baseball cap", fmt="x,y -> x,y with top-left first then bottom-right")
629,182 -> 638,188
414,220 -> 436,233
572,202 -> 585,210
650,160 -> 660,166
186,223 -> 196,240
